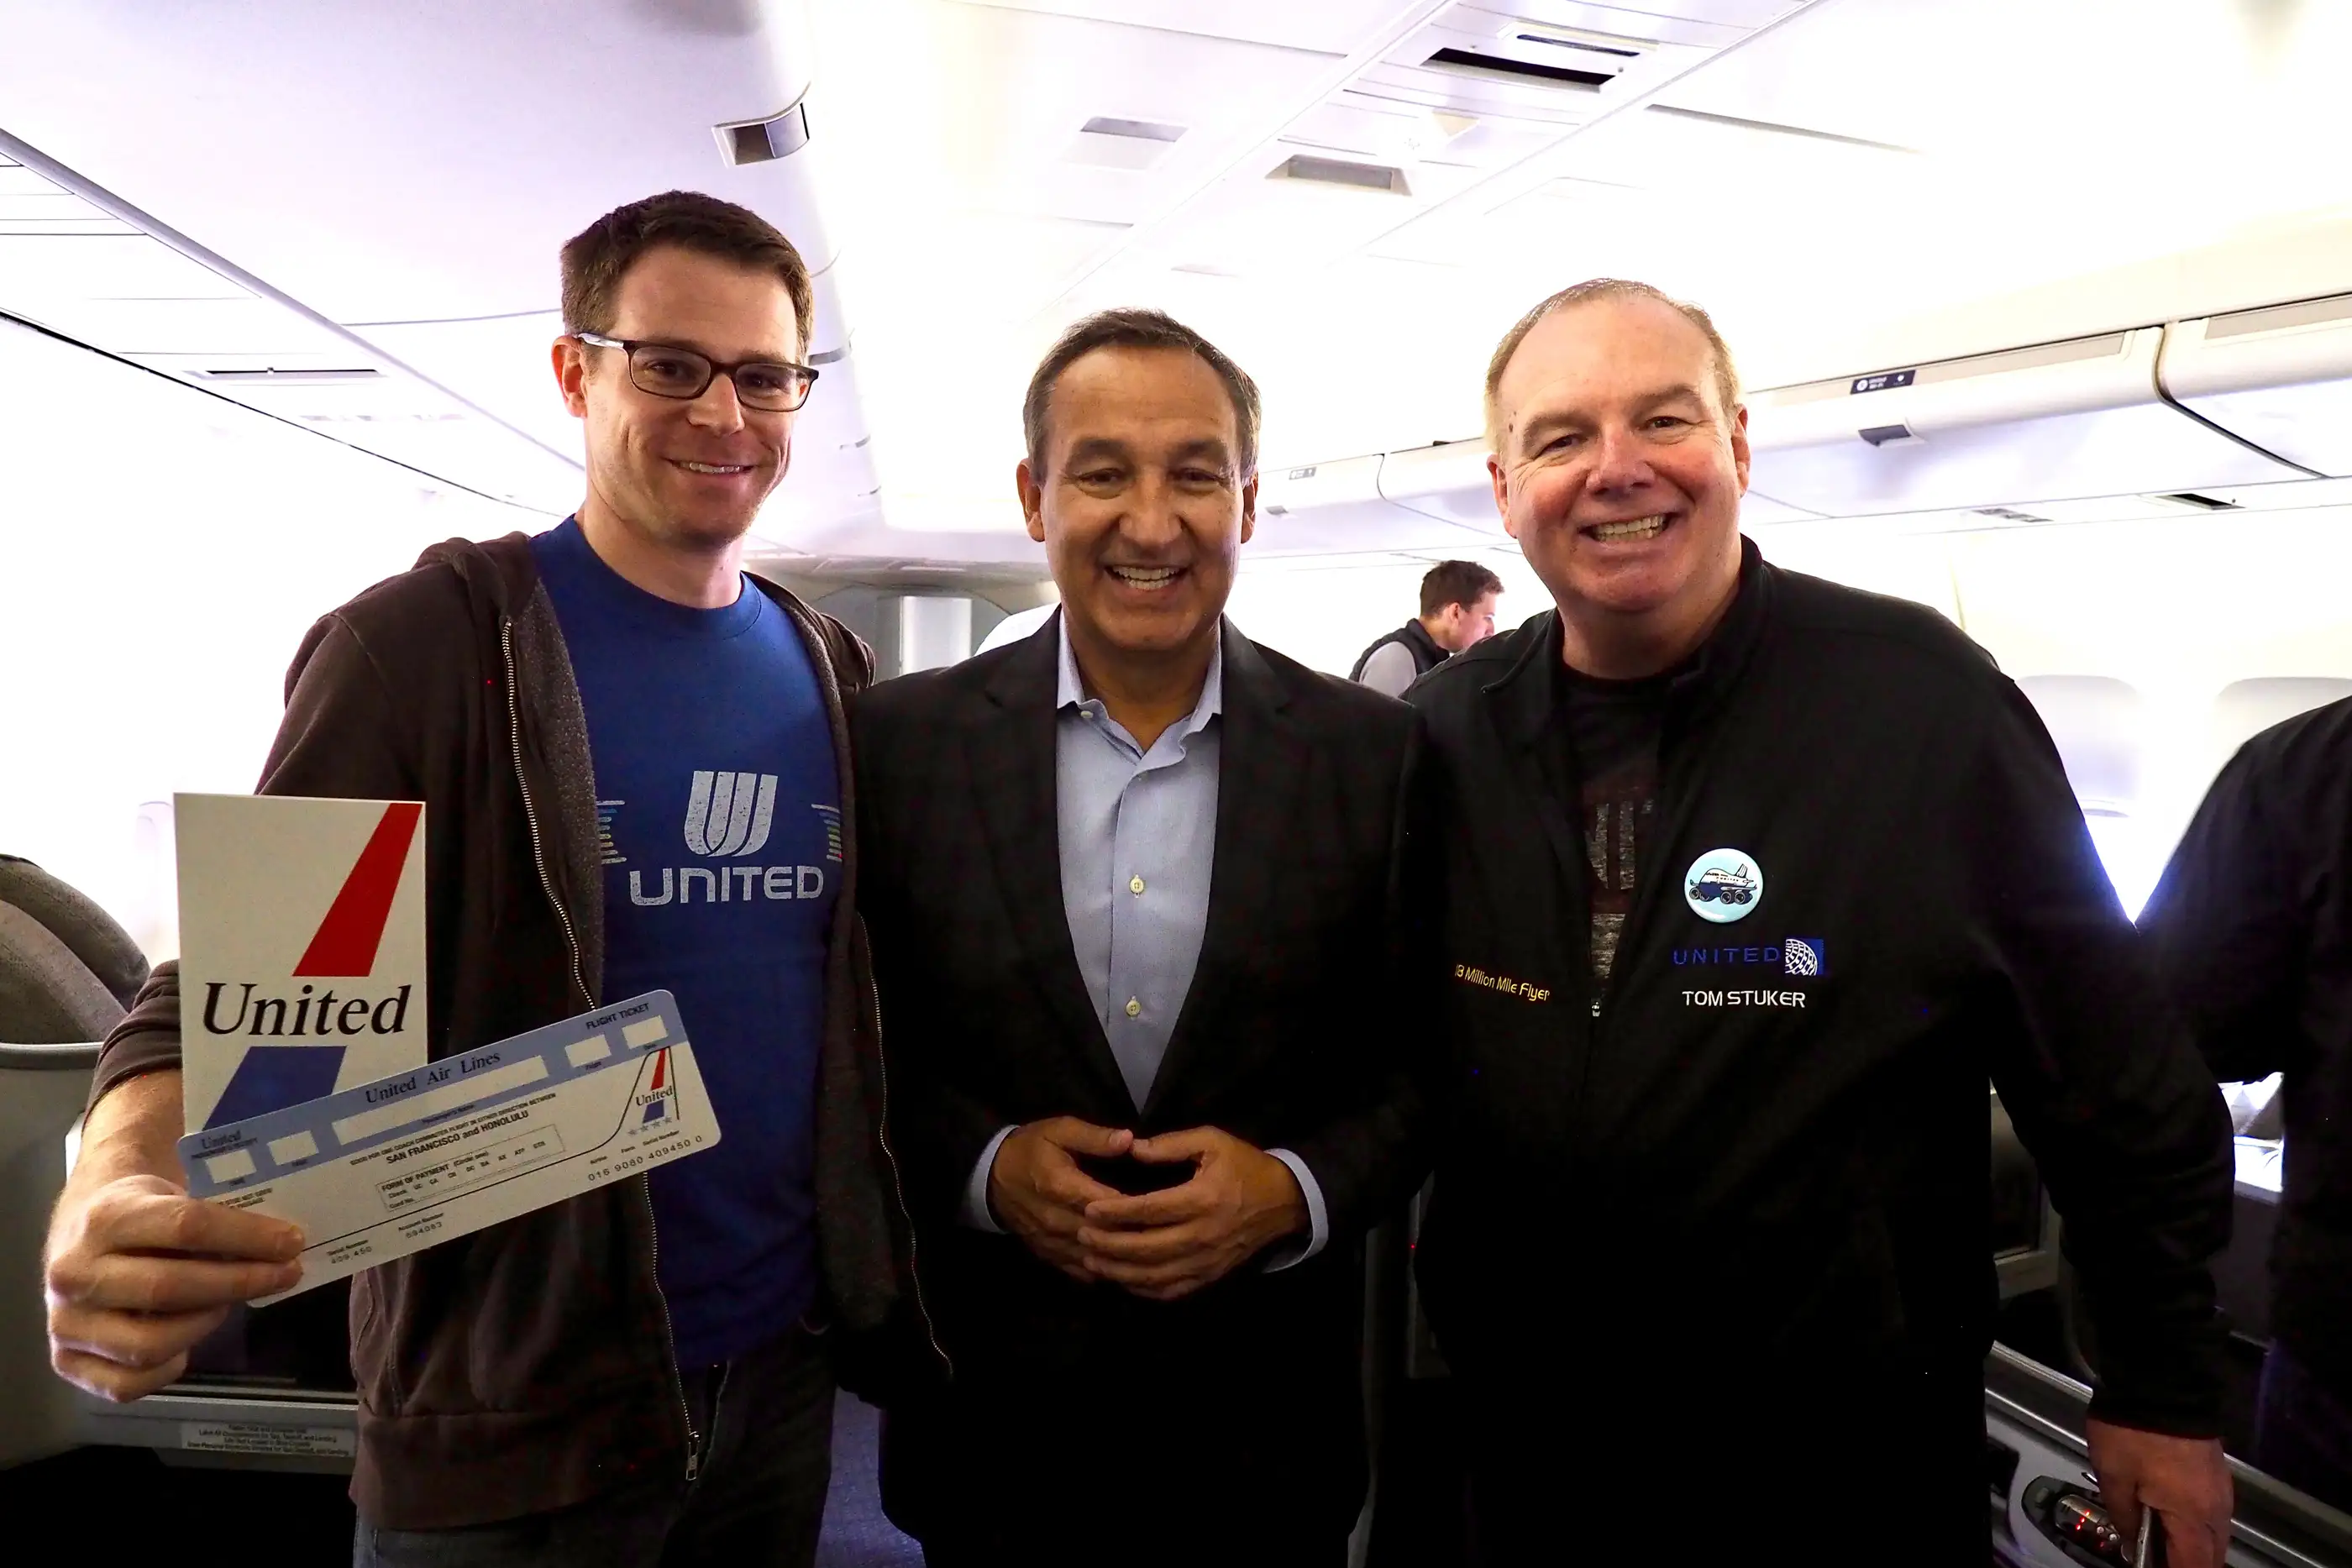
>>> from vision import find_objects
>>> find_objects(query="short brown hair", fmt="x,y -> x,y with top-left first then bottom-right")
1420,559 -> 1504,619
559,191 -> 814,355
1023,308 -> 1262,478
1483,279 -> 1740,452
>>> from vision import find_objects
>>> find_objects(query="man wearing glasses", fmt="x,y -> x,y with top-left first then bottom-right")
45,191 -> 920,1566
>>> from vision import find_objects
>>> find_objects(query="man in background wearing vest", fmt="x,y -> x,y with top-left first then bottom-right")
1349,560 -> 1503,696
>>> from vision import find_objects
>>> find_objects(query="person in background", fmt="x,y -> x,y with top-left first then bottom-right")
1349,559 -> 1504,696
44,191 -> 921,1567
853,308 -> 1436,1566
2139,697 -> 2352,1515
1406,276 -> 2236,1566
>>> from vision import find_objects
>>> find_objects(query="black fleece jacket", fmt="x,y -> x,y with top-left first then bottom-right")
1406,539 -> 2234,1438
2141,695 -> 2352,1399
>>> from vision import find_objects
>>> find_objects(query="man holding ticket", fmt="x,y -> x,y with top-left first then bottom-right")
45,191 -> 921,1565
852,309 -> 1439,1565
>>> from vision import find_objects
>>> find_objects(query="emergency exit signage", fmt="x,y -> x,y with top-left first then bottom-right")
176,794 -> 428,1133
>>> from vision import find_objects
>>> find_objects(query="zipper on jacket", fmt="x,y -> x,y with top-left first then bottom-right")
501,617 -> 701,1479
782,595 -> 949,1376
1583,726 -> 1696,1051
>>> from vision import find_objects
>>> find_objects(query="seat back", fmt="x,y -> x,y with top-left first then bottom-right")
0,856 -> 150,1009
0,1035 -> 107,1468
0,861 -> 134,1470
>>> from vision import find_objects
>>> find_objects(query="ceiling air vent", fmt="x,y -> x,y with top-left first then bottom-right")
1069,116 -> 1186,170
1515,32 -> 1638,60
2151,490 -> 2240,511
715,103 -> 810,166
1424,46 -> 1610,92
1858,423 -> 1919,448
1081,117 -> 1183,144
1268,154 -> 1410,195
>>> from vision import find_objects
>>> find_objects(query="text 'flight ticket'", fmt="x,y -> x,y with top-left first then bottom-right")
177,990 -> 719,1304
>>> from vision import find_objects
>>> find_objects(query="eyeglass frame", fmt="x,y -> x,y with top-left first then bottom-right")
571,331 -> 821,412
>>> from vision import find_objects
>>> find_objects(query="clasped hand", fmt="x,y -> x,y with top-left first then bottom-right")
986,1117 -> 1307,1301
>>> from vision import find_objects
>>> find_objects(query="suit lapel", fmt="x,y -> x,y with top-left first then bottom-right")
967,616 -> 1133,1108
1144,623 -> 1309,1122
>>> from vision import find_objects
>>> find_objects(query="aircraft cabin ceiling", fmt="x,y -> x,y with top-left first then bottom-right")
7,1 -> 2352,569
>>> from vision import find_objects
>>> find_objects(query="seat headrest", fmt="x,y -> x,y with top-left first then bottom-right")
0,900 -> 121,1046
0,856 -> 150,1009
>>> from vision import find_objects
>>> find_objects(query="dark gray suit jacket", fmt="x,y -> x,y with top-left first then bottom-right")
850,614 -> 1437,1534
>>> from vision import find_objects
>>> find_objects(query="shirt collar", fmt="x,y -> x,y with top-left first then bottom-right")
1057,614 -> 1225,736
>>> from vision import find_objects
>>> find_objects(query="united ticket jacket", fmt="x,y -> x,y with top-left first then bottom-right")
177,991 -> 719,1304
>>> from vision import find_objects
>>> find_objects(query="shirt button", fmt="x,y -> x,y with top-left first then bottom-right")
1129,875 -> 1146,895
1125,998 -> 1142,1018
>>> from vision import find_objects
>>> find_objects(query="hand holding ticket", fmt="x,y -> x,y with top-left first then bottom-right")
177,991 -> 720,1304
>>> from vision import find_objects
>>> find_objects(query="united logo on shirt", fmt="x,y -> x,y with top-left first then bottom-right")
617,770 -> 836,908
684,770 -> 778,857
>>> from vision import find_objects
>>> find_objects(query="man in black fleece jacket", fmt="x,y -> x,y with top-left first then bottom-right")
1406,279 -> 2235,1565
2140,696 -> 2352,1514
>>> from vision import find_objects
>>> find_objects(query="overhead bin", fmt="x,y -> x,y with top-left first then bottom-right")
1378,442 -> 1498,530
2161,294 -> 2352,477
1260,436 -> 1819,543
1255,453 -> 1499,555
1745,327 -> 2307,517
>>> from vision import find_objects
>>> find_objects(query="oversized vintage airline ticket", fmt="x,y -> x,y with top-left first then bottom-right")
176,991 -> 719,1305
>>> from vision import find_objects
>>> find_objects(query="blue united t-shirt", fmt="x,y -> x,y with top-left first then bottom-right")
530,519 -> 839,1369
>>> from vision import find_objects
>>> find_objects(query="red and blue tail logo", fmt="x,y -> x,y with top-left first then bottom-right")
640,1049 -> 672,1125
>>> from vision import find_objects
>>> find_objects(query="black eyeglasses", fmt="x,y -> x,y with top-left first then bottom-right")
574,332 -> 819,413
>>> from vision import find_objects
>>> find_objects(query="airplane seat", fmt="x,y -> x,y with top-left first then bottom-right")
0,860 -> 359,1469
0,867 -> 129,1471
0,854 -> 150,1010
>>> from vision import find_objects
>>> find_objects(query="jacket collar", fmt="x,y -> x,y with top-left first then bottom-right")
987,609 -> 1270,716
1486,534 -> 1774,755
970,611 -> 1299,1120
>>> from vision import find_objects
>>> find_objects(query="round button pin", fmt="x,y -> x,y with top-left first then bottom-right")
1683,847 -> 1763,924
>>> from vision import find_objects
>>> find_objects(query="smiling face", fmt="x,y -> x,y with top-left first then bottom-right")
1019,343 -> 1255,666
1488,295 -> 1751,674
554,244 -> 802,553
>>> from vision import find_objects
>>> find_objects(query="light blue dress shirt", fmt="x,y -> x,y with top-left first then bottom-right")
960,621 -> 1328,1266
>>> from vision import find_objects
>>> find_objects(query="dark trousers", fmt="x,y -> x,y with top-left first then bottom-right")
2256,1344 -> 2352,1518
353,1324 -> 835,1568
921,1528 -> 1347,1568
1455,1366 -> 1987,1568
885,1387 -> 1357,1568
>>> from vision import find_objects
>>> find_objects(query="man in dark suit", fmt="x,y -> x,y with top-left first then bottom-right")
851,308 -> 1431,1566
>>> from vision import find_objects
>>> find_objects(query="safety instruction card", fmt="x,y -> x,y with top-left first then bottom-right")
177,991 -> 719,1304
